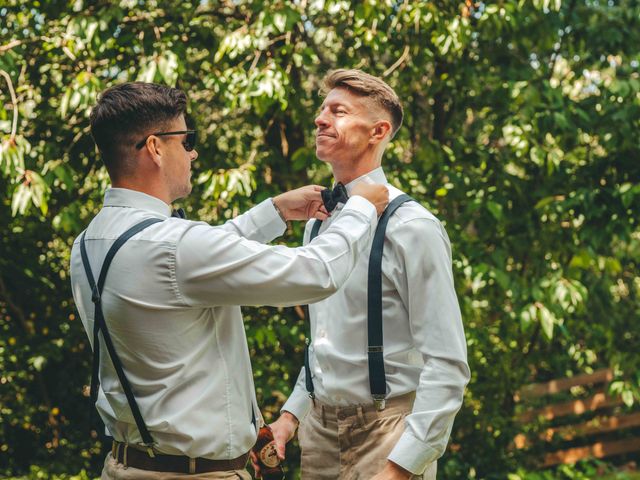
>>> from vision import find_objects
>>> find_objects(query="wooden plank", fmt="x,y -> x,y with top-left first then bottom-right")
518,369 -> 613,400
514,412 -> 640,449
518,392 -> 622,423
552,412 -> 640,441
543,437 -> 640,467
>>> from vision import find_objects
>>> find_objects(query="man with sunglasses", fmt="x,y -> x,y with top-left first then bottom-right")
69,81 -> 389,478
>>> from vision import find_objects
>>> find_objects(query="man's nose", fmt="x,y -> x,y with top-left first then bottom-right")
315,109 -> 329,128
191,149 -> 198,162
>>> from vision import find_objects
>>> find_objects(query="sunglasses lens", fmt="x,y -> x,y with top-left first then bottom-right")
184,131 -> 196,151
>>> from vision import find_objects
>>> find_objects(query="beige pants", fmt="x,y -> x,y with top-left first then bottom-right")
298,392 -> 437,480
101,453 -> 252,480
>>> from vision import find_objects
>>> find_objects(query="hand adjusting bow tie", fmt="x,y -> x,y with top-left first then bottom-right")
321,182 -> 349,212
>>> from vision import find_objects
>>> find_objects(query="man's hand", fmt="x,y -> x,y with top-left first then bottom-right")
370,461 -> 413,480
273,185 -> 329,221
351,183 -> 389,216
250,412 -> 299,478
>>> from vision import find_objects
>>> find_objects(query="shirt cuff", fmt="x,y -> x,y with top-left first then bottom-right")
281,389 -> 313,422
387,431 -> 441,475
341,194 -> 377,220
252,198 -> 287,241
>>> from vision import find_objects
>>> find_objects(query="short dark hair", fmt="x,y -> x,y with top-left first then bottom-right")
89,82 -> 187,180
321,69 -> 404,137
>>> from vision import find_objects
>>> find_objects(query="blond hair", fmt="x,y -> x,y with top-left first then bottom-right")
321,69 -> 404,137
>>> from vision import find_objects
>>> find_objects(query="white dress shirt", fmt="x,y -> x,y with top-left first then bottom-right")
282,168 -> 470,475
70,187 -> 377,460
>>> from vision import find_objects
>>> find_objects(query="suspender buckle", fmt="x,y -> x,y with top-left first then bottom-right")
91,285 -> 101,304
372,395 -> 386,411
367,345 -> 383,353
142,443 -> 156,458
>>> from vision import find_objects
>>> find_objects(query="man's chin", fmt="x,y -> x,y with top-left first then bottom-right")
315,146 -> 331,163
172,184 -> 192,202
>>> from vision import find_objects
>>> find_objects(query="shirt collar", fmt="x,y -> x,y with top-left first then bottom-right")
340,167 -> 388,196
103,188 -> 172,217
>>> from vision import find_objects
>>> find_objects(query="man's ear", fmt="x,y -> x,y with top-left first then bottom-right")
143,135 -> 163,168
370,120 -> 392,145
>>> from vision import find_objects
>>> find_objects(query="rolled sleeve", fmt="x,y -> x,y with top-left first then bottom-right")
388,431 -> 441,475
281,368 -> 313,421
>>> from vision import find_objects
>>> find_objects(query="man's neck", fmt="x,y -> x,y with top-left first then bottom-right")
330,148 -> 383,185
111,179 -> 172,205
333,163 -> 380,185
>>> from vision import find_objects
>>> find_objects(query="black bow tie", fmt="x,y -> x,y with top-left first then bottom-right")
171,208 -> 186,219
321,183 -> 349,212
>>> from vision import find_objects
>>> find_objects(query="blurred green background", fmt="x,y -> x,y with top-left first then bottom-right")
1,0 -> 639,478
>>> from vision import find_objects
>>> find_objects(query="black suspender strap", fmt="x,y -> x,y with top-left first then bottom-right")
310,218 -> 322,240
303,335 -> 315,399
367,194 -> 413,410
303,219 -> 323,399
302,195 -> 414,408
79,217 -> 163,452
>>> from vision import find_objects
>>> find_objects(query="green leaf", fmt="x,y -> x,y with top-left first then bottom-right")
539,305 -> 555,340
11,183 -> 31,216
158,51 -> 179,86
486,201 -> 503,220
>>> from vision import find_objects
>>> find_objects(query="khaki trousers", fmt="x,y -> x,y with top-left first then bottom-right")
101,453 -> 252,480
298,392 -> 437,480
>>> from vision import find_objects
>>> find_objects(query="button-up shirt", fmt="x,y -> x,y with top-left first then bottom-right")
70,187 -> 377,460
282,168 -> 470,475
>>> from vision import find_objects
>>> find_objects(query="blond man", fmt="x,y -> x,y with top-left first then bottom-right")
256,70 -> 470,479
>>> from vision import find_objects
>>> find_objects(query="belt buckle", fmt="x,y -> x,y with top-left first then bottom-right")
372,395 -> 386,411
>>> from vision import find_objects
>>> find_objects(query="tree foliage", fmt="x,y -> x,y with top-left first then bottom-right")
1,0 -> 639,478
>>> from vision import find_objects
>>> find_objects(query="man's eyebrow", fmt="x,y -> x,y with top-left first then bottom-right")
320,101 -> 350,110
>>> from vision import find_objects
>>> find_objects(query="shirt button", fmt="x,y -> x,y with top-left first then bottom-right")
318,329 -> 326,338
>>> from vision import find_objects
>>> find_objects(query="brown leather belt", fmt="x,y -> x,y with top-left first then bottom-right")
111,441 -> 249,474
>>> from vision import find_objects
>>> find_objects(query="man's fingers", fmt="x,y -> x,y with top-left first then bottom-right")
306,190 -> 323,201
313,211 -> 329,221
275,439 -> 286,460
249,450 -> 262,478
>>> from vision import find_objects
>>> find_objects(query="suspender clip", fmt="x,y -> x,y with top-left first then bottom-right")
372,395 -> 386,411
91,285 -> 101,304
367,345 -> 383,353
142,443 -> 156,458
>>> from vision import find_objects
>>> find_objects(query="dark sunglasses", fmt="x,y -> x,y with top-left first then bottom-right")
135,130 -> 197,152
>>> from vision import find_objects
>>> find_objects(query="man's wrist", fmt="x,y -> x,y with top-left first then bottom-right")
271,197 -> 287,223
386,460 -> 413,479
281,410 -> 299,427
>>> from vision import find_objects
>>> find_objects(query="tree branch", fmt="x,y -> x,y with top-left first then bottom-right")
0,39 -> 23,52
383,45 -> 410,78
0,69 -> 19,141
